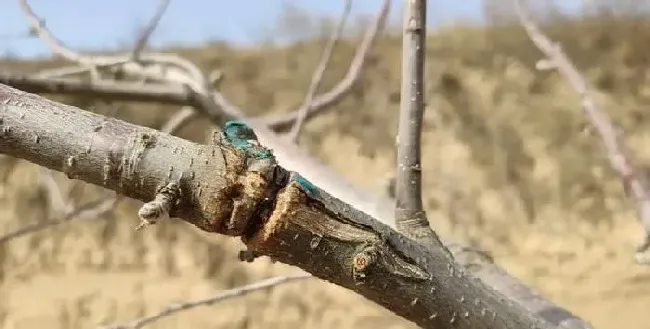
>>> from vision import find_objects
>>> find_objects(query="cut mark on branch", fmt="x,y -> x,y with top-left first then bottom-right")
248,180 -> 430,282
197,121 -> 282,236
221,120 -> 273,160
122,133 -> 156,186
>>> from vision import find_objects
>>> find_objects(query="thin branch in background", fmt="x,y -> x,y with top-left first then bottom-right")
256,0 -> 390,131
17,0 -> 106,81
513,0 -> 650,264
16,0 -> 388,135
17,0 -> 243,126
18,0 -> 212,90
101,274 -> 312,329
286,0 -> 352,143
17,0 -> 87,64
34,59 -> 132,79
394,0 -> 444,250
0,193 -> 119,244
160,106 -> 196,135
40,167 -> 70,216
131,0 -> 171,60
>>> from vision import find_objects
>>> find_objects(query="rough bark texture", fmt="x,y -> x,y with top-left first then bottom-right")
246,178 -> 559,329
0,83 -> 271,237
0,83 -> 558,329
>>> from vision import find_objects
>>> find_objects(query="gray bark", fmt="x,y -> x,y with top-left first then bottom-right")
0,82 -> 552,329
395,0 -> 442,248
0,82 -> 593,329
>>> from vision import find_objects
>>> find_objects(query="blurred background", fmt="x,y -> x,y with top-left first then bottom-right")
1,0 -> 650,328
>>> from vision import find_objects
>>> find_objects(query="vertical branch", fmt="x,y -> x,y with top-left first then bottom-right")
395,0 -> 443,249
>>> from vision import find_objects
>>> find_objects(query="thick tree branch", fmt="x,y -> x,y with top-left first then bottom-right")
514,0 -> 650,263
0,75 -> 594,328
0,83 -> 594,329
0,74 -> 394,225
4,2 -> 592,325
0,84 -> 247,234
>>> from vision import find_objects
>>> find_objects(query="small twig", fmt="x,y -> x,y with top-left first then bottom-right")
39,167 -> 70,215
17,0 -> 88,64
101,274 -> 313,329
255,0 -> 390,131
514,0 -> 650,263
34,59 -> 131,79
136,182 -> 180,230
17,0 -> 386,134
18,0 -> 208,89
0,193 -> 118,244
160,106 -> 196,135
394,0 -> 444,250
286,0 -> 352,143
131,0 -> 171,60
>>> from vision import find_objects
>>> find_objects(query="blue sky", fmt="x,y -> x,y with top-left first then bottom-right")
0,0 -> 585,59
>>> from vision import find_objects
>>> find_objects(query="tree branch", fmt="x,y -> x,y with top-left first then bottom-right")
285,0 -> 352,143
1,83 -> 577,329
394,0 -> 442,249
0,192 -> 118,244
0,75 -> 196,105
3,1 -> 594,325
131,0 -> 171,61
160,106 -> 196,135
0,83 -> 247,234
514,0 -> 650,264
102,274 -> 312,329
254,0 -> 389,131
0,75 -> 594,328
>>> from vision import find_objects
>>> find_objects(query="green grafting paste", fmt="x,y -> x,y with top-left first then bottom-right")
291,173 -> 319,197
222,120 -> 273,159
